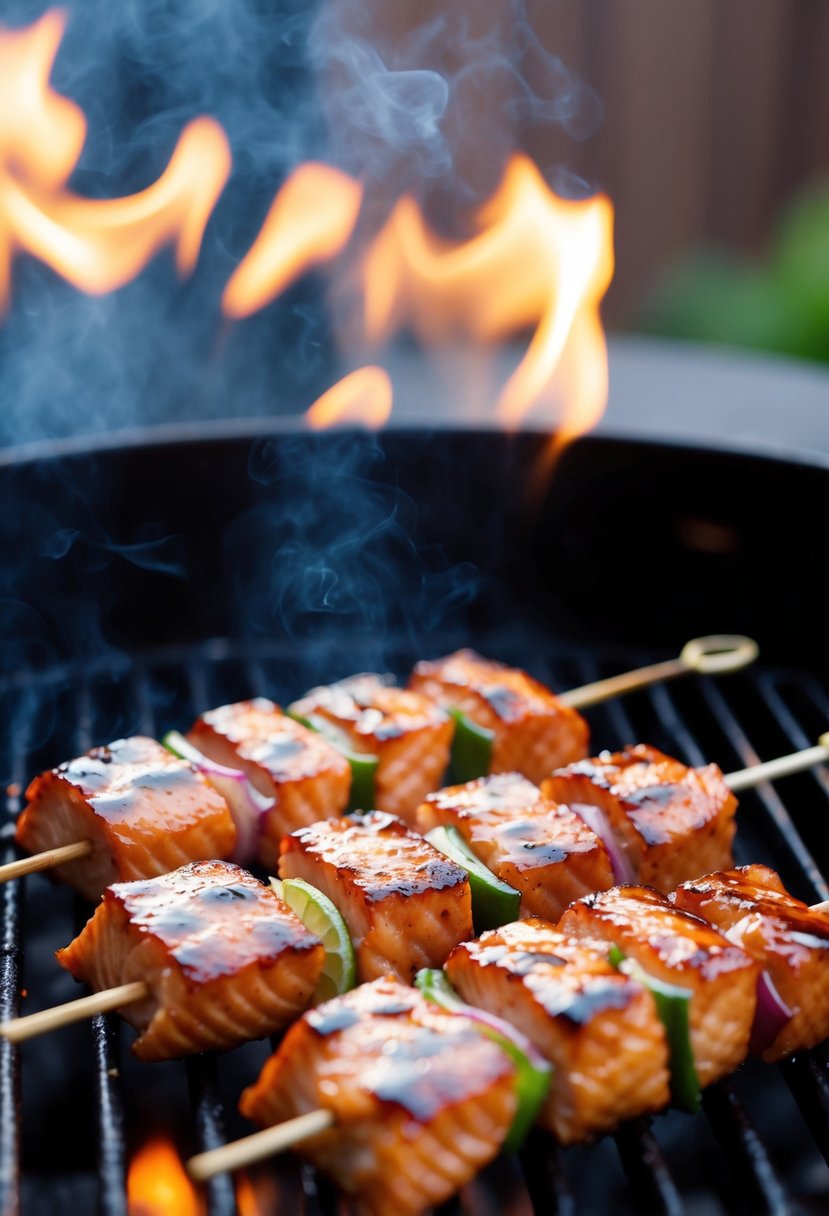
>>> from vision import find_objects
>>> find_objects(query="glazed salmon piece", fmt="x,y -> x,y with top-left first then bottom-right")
417,773 -> 615,922
56,861 -> 323,1061
16,737 -> 236,901
187,698 -> 351,867
446,918 -> 670,1143
279,811 -> 472,984
673,864 -> 829,1061
559,884 -> 758,1087
409,649 -> 589,783
542,744 -> 737,891
240,978 -> 517,1216
288,675 -> 453,825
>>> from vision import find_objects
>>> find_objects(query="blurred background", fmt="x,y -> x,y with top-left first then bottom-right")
384,0 -> 829,361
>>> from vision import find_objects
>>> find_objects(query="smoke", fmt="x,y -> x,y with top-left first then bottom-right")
0,0 -> 602,692
0,0 -> 601,445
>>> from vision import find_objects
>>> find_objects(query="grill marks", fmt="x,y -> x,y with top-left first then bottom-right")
278,811 -> 473,984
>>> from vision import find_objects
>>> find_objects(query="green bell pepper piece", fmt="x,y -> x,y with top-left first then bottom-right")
448,709 -> 495,784
415,968 -> 551,1152
425,825 -> 520,931
288,710 -> 379,812
609,945 -> 700,1113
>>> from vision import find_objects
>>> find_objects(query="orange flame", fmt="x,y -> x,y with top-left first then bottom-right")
361,154 -> 614,443
0,10 -> 231,309
305,365 -> 392,430
236,1171 -> 280,1215
222,162 -> 363,318
127,1138 -> 203,1216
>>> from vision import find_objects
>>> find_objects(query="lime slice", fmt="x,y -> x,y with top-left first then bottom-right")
271,877 -> 356,1004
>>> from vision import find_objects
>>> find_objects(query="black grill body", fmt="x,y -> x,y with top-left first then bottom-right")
2,425 -> 829,1216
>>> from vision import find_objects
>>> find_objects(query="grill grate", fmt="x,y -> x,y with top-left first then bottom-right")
3,633 -> 829,1215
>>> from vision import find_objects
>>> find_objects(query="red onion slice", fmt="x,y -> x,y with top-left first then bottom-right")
570,802 -> 635,884
750,971 -> 793,1055
163,732 -> 273,865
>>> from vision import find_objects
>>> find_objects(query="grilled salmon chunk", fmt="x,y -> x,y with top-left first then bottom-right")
16,737 -> 236,901
187,698 -> 351,867
558,885 -> 758,1087
288,675 -> 453,825
542,744 -> 737,891
446,919 -> 670,1143
673,864 -> 829,1062
56,861 -> 323,1060
409,649 -> 589,783
417,773 -> 615,921
240,978 -> 517,1216
279,811 -> 473,983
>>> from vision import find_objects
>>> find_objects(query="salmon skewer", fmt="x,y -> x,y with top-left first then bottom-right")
541,744 -> 739,891
288,674 -> 454,826
673,863 -> 829,1061
236,978 -> 519,1216
0,633 -> 760,889
4,861 -> 324,1059
445,918 -> 671,1143
409,649 -> 590,783
416,772 -> 615,921
13,737 -> 237,901
186,698 -> 351,867
186,870 -> 829,1203
557,884 -> 759,1091
279,810 -> 473,983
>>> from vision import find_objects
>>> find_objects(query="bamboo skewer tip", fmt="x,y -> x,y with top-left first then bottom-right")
187,1108 -> 336,1182
0,980 -> 148,1045
0,839 -> 93,886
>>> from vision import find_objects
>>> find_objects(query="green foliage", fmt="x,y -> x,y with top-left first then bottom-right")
639,180 -> 829,363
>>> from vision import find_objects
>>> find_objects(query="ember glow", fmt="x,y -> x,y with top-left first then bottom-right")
127,1137 -> 203,1216
0,10 -> 231,311
0,8 -> 614,444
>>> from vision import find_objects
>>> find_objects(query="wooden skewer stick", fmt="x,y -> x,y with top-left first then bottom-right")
0,840 -> 92,885
559,634 -> 759,710
725,733 -> 829,792
0,980 -> 147,1045
187,1109 -> 336,1182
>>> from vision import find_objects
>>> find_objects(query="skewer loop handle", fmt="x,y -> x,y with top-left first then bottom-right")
560,634 -> 759,710
678,635 -> 759,676
187,1109 -> 336,1181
